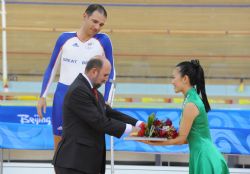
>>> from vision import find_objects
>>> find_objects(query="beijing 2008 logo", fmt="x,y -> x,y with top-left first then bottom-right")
17,114 -> 51,125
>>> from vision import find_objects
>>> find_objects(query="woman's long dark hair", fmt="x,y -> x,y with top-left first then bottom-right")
176,59 -> 211,112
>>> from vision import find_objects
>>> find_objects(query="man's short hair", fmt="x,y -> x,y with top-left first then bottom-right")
85,58 -> 103,73
85,4 -> 107,17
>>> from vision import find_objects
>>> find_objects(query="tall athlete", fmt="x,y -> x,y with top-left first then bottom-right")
37,4 -> 115,149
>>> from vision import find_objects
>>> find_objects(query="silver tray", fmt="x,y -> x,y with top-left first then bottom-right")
124,136 -> 169,141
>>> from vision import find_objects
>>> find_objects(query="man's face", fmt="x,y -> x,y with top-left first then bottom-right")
84,11 -> 106,37
93,63 -> 111,88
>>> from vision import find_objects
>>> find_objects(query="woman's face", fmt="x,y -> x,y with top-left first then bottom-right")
171,67 -> 185,93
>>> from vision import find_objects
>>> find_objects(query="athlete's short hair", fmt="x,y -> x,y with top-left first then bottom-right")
85,4 -> 107,18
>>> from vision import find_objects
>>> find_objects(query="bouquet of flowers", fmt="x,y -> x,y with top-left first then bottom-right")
137,113 -> 178,139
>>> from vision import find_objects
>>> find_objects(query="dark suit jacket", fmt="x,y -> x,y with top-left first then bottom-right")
52,73 -> 138,174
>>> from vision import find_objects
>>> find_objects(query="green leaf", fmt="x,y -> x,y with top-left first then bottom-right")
145,113 -> 155,137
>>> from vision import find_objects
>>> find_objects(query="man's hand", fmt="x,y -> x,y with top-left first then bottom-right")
37,97 -> 46,119
130,126 -> 141,136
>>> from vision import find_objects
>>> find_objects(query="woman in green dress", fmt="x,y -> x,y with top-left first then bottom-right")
141,60 -> 229,174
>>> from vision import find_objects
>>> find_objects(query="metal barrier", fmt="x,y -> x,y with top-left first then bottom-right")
0,148 -> 3,174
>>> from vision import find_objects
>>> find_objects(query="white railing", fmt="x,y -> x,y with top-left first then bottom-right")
1,0 -> 8,92
1,1 -> 7,172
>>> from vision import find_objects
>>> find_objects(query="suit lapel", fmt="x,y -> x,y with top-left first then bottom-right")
78,73 -> 105,114
97,94 -> 105,115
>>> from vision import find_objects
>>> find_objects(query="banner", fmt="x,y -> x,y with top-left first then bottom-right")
0,106 -> 53,149
0,106 -> 250,154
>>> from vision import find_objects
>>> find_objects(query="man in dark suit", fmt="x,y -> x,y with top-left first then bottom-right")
52,57 -> 142,174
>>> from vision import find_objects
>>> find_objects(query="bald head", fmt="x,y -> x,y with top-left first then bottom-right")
101,57 -> 111,72
85,56 -> 110,73
85,56 -> 111,88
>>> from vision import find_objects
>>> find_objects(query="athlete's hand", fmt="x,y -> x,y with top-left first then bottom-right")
37,97 -> 46,119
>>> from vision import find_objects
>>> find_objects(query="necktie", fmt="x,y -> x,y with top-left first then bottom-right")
92,88 -> 98,101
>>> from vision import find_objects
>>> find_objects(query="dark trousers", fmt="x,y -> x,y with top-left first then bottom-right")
54,166 -> 87,174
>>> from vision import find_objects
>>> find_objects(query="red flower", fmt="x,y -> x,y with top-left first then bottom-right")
165,119 -> 172,126
136,113 -> 178,139
137,122 -> 146,137
153,119 -> 161,126
172,130 -> 179,139
159,129 -> 167,137
139,122 -> 146,130
138,129 -> 145,137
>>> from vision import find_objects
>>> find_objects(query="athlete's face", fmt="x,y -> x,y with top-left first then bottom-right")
84,11 -> 106,37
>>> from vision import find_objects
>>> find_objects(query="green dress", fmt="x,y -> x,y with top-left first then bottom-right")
183,88 -> 229,174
